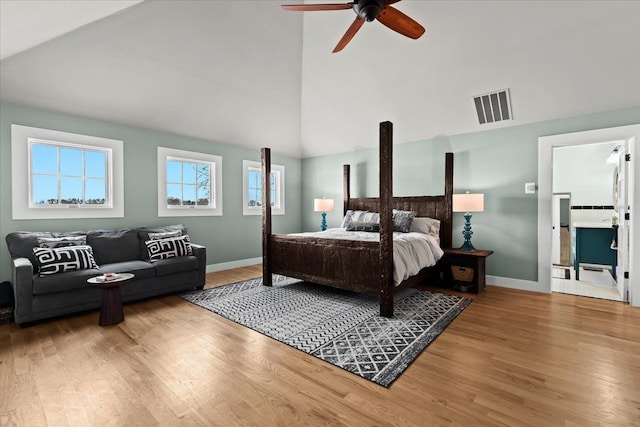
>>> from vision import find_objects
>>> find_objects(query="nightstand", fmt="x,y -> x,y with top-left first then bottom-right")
441,248 -> 493,293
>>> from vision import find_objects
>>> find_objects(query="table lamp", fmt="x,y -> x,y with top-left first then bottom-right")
452,191 -> 484,251
314,198 -> 334,231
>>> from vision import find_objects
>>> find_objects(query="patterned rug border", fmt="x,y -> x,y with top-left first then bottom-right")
180,275 -> 471,387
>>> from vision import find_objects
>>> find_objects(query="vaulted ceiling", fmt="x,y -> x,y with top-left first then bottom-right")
1,1 -> 639,158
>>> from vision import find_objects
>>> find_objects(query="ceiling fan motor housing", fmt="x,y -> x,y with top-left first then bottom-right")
354,0 -> 385,22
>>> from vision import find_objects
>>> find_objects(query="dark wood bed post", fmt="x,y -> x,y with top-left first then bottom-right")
261,148 -> 272,287
442,152 -> 454,250
343,164 -> 350,216
379,121 -> 394,318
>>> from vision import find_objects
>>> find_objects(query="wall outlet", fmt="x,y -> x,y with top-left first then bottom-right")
525,182 -> 536,194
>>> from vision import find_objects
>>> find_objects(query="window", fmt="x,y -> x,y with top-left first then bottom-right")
242,160 -> 285,215
158,147 -> 222,217
11,125 -> 124,220
30,140 -> 109,206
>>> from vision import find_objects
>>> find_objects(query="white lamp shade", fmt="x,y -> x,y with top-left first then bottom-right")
453,193 -> 484,213
314,198 -> 334,212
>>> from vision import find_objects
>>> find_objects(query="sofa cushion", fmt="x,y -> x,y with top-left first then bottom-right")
32,267 -> 102,295
33,245 -> 99,276
145,235 -> 192,260
153,256 -> 199,276
137,224 -> 187,259
98,260 -> 156,280
87,228 -> 140,264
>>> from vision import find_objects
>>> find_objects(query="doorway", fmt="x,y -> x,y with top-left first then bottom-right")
537,124 -> 639,307
551,142 -> 624,301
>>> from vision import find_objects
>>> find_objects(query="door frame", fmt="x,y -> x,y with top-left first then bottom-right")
552,192 -> 571,266
538,124 -> 640,307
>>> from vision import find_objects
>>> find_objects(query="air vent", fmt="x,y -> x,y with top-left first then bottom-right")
473,89 -> 512,125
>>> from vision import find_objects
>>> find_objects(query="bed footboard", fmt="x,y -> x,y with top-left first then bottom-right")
269,235 -> 381,293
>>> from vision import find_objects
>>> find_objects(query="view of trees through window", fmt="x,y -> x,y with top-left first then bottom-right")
166,159 -> 212,206
247,168 -> 277,208
31,142 -> 107,205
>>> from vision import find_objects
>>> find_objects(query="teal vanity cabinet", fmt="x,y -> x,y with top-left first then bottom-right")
573,225 -> 617,281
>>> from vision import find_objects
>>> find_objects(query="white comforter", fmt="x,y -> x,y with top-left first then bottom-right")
289,228 -> 444,285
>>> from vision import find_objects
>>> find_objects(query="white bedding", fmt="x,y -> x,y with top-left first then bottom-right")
289,228 -> 444,285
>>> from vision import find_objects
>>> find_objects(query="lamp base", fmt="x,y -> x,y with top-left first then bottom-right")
459,241 -> 476,251
460,213 -> 476,251
320,212 -> 327,231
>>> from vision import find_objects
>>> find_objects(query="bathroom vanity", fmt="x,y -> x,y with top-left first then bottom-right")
573,223 -> 617,281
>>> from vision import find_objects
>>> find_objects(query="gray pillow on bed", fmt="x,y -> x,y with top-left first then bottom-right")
346,222 -> 380,232
392,209 -> 415,233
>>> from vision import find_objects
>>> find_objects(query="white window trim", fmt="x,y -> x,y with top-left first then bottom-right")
11,124 -> 124,220
242,160 -> 285,216
158,147 -> 222,217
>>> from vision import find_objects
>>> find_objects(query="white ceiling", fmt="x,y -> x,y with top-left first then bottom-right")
1,0 -> 639,158
0,0 -> 143,60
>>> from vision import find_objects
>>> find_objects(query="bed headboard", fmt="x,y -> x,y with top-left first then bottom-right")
343,152 -> 454,249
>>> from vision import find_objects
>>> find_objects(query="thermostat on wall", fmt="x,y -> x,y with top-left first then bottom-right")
525,182 -> 536,194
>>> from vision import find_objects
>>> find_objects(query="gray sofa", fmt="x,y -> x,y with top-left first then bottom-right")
6,224 -> 206,325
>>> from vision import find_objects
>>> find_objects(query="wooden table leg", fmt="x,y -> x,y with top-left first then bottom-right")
99,287 -> 124,326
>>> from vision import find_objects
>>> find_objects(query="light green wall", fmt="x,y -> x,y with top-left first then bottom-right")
302,107 -> 640,282
0,102 -> 302,282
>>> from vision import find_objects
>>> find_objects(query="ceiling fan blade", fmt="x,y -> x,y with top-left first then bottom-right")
333,16 -> 365,53
376,5 -> 425,39
281,3 -> 353,12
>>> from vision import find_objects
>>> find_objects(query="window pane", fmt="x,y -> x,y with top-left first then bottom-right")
247,188 -> 259,207
31,144 -> 57,175
196,164 -> 210,186
85,151 -> 106,178
60,147 -> 83,176
182,162 -> 196,185
32,175 -> 58,205
182,184 -> 196,205
167,161 -> 181,183
85,178 -> 106,204
60,177 -> 82,204
197,186 -> 209,205
167,183 -> 181,205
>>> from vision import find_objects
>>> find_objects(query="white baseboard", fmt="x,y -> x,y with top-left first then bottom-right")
487,275 -> 548,293
206,257 -> 262,273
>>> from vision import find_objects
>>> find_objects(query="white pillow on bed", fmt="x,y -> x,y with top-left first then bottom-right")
410,217 -> 440,236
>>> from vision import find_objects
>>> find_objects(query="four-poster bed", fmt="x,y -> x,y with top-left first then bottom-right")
261,121 -> 454,317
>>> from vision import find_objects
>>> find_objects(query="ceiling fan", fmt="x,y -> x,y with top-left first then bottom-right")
281,0 -> 425,53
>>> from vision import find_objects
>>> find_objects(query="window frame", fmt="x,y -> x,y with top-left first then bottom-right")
158,147 -> 223,217
242,160 -> 285,216
11,124 -> 124,220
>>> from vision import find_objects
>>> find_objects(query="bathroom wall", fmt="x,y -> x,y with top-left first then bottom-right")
553,141 -> 619,225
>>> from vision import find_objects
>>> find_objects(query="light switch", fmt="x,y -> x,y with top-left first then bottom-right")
525,182 -> 536,194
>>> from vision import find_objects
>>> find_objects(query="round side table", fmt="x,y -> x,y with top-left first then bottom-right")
87,273 -> 134,326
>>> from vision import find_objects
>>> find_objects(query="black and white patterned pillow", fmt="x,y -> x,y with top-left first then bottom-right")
38,235 -> 87,248
148,230 -> 182,240
145,235 -> 192,260
346,222 -> 380,232
392,209 -> 416,233
32,245 -> 99,276
341,210 -> 380,228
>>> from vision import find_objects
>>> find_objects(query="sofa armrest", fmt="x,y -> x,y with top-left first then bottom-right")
12,257 -> 34,324
190,244 -> 207,289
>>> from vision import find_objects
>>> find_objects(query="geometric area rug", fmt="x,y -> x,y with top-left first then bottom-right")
180,275 -> 471,387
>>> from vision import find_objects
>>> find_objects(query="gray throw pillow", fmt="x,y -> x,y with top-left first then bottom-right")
392,209 -> 415,233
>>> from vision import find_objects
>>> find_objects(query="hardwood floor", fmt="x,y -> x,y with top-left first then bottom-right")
1,265 -> 639,426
